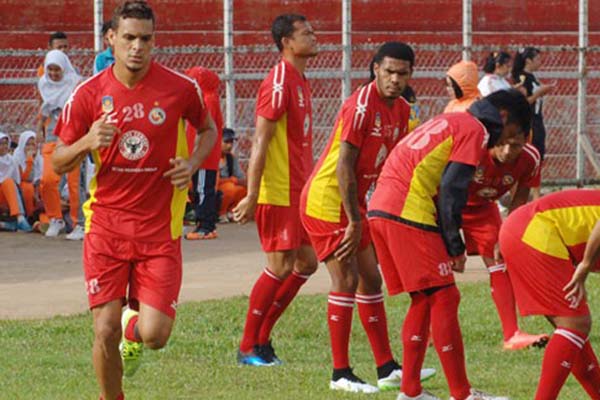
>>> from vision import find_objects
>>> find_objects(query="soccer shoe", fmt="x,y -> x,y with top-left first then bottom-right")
45,218 -> 65,237
120,308 -> 143,377
237,349 -> 273,366
378,366 -> 437,391
16,218 -> 33,232
503,331 -> 549,351
255,341 -> 283,365
185,229 -> 218,240
450,388 -> 510,400
65,225 -> 85,240
397,390 -> 441,400
330,368 -> 379,394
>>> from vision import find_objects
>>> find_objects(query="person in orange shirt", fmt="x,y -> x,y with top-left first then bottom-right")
12,130 -> 42,219
0,132 -> 32,232
217,128 -> 246,222
37,32 -> 69,78
444,60 -> 481,113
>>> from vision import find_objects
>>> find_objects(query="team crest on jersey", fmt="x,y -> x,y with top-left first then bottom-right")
474,167 -> 485,183
303,114 -> 311,137
101,96 -> 114,113
148,107 -> 166,125
374,144 -> 388,168
477,187 -> 498,199
297,86 -> 305,108
119,130 -> 149,160
502,174 -> 515,186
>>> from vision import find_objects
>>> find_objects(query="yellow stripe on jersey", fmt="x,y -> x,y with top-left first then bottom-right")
400,137 -> 454,227
306,121 -> 344,222
83,149 -> 101,233
522,205 -> 600,259
170,119 -> 190,240
258,115 -> 290,206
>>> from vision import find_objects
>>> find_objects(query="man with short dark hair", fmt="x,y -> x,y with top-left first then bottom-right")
233,14 -> 319,366
94,21 -> 115,74
51,1 -> 217,399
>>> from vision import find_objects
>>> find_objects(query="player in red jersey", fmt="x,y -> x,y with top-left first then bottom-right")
367,89 -> 531,400
233,14 -> 319,366
51,2 -> 217,399
499,189 -> 600,399
300,42 -> 435,393
463,136 -> 548,350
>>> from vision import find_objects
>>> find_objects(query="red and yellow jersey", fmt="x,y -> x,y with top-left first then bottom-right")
516,189 -> 600,262
56,62 -> 207,242
368,112 -> 488,229
255,58 -> 312,207
467,143 -> 541,206
304,81 -> 410,223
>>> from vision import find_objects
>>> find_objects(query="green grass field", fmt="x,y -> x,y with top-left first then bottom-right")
2,278 -> 599,400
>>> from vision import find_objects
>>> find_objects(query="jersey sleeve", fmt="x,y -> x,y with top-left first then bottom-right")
520,145 -> 542,187
449,123 -> 487,167
255,64 -> 289,122
183,80 -> 208,130
340,93 -> 370,149
55,86 -> 94,146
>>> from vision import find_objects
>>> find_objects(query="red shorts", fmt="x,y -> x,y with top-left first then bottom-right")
301,212 -> 371,262
462,203 -> 502,258
499,216 -> 589,317
255,204 -> 310,252
83,233 -> 182,319
369,217 -> 456,295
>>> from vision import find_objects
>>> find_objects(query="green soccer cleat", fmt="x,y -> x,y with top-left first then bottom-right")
120,308 -> 143,377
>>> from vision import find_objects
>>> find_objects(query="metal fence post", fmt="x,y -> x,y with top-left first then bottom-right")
462,0 -> 472,61
577,0 -> 588,181
342,0 -> 352,99
94,0 -> 103,53
224,0 -> 236,129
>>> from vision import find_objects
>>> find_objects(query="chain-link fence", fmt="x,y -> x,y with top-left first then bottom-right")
1,42 -> 598,185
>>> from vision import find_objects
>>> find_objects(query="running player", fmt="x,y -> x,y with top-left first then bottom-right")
463,126 -> 548,350
300,42 -> 435,393
233,14 -> 319,366
367,89 -> 530,400
51,2 -> 217,399
500,189 -> 600,399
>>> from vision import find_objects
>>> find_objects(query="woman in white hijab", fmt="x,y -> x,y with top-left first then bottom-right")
13,130 -> 42,217
0,132 -> 32,232
37,49 -> 84,238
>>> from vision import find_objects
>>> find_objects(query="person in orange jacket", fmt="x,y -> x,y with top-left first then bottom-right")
12,130 -> 42,218
0,132 -> 32,232
218,128 -> 246,222
444,60 -> 481,113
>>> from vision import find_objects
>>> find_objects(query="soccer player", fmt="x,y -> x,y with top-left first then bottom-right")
51,2 -> 217,400
463,128 -> 549,350
233,14 -> 319,366
367,89 -> 531,400
301,42 -> 434,393
500,189 -> 600,399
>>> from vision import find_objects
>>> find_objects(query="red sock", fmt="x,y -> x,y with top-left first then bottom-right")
124,315 -> 140,342
99,393 -> 124,400
328,292 -> 355,370
401,292 -> 431,397
430,285 -> 470,400
356,292 -> 394,367
535,327 -> 586,400
239,268 -> 282,353
572,340 -> 600,399
258,271 -> 309,344
488,263 -> 519,340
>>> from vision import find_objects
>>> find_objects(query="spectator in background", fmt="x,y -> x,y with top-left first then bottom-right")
0,132 -> 32,232
512,47 -> 554,200
37,32 -> 69,77
93,21 -> 115,74
218,128 -> 246,222
37,49 -> 85,239
443,60 -> 480,113
13,130 -> 42,220
185,67 -> 223,240
478,51 -> 512,97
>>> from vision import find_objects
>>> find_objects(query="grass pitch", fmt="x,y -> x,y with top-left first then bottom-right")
2,278 -> 599,399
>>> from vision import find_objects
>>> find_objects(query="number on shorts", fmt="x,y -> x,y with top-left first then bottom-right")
85,278 -> 100,295
438,262 -> 452,277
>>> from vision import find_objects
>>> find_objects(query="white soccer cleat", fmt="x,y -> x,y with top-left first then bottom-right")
397,390 -> 441,400
330,369 -> 379,394
45,218 -> 65,237
378,367 -> 437,390
450,388 -> 510,400
65,225 -> 85,240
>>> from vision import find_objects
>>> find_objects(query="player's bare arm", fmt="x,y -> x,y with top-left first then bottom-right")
508,184 -> 530,214
232,116 -> 276,224
563,219 -> 600,305
52,113 -> 120,174
163,113 -> 217,190
334,141 -> 362,263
